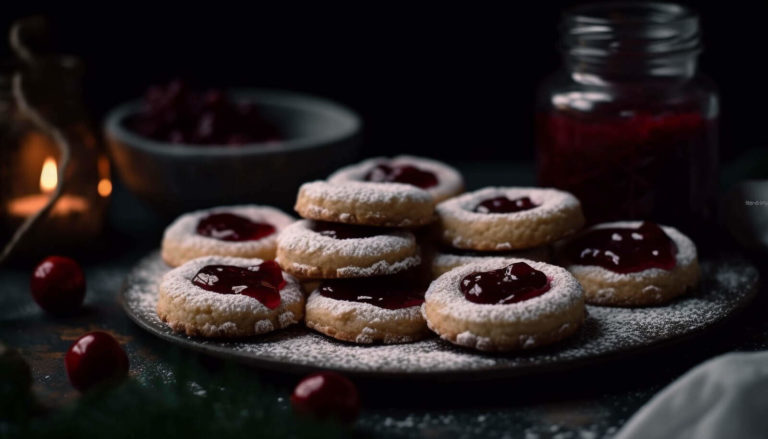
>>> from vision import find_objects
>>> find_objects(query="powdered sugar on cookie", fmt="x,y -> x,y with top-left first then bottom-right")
161,205 -> 294,267
561,221 -> 697,282
328,155 -> 464,202
157,255 -> 304,337
437,187 -> 581,223
424,258 -> 584,324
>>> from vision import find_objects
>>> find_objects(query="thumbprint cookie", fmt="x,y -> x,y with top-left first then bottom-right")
157,256 -> 304,337
430,246 -> 551,279
294,181 -> 434,227
423,259 -> 585,352
328,155 -> 464,203
437,187 -> 585,251
161,205 -> 294,267
276,220 -> 421,279
305,276 -> 429,344
557,221 -> 700,306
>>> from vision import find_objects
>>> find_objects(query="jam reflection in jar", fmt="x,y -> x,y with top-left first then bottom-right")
536,3 -> 718,235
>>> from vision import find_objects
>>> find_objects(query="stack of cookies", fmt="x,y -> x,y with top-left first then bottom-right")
276,155 -> 464,344
430,186 -> 586,278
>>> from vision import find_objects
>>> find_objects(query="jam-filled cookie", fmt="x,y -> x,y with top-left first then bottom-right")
295,181 -> 434,227
161,205 -> 295,267
157,256 -> 304,337
423,259 -> 585,351
557,221 -> 700,307
437,187 -> 584,251
276,220 -> 421,279
328,155 -> 464,203
430,246 -> 551,279
305,276 -> 429,344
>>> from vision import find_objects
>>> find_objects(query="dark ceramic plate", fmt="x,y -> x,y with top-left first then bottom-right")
120,251 -> 758,380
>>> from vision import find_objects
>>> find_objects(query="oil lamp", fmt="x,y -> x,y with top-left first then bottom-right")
0,18 -> 110,260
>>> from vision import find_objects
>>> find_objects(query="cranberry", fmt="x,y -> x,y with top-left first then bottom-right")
564,221 -> 677,273
196,213 -> 275,242
65,331 -> 129,392
364,163 -> 439,189
318,277 -> 424,310
291,371 -> 359,422
474,196 -> 538,214
128,81 -> 281,146
311,221 -> 387,240
30,256 -> 86,315
461,262 -> 550,305
192,261 -> 285,309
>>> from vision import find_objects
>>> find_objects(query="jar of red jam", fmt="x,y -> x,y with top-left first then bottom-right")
536,3 -> 718,234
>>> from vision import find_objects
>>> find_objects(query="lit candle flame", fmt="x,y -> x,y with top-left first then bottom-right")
40,157 -> 57,194
97,155 -> 112,198
98,178 -> 112,197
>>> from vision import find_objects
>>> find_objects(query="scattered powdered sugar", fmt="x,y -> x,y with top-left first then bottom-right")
327,155 -> 464,201
299,180 -> 433,204
425,259 -> 584,324
560,221 -> 697,282
122,251 -> 757,376
277,220 -> 416,258
437,187 -> 581,223
162,205 -> 295,254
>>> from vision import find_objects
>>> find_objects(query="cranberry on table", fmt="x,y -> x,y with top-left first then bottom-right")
65,331 -> 129,392
30,256 -> 86,315
291,371 -> 360,422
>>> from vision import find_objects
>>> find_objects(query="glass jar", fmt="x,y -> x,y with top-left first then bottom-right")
536,2 -> 718,235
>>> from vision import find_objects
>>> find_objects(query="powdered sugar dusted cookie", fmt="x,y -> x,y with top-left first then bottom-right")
161,205 -> 295,267
423,259 -> 585,352
430,246 -> 551,279
437,187 -> 584,251
305,277 -> 429,344
295,181 -> 435,227
556,221 -> 700,307
276,220 -> 421,279
328,155 -> 464,203
157,256 -> 304,337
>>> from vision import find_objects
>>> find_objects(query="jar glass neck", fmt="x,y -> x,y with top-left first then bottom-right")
561,2 -> 701,82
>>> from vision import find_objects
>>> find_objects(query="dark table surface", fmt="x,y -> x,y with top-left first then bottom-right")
2,161 -> 767,439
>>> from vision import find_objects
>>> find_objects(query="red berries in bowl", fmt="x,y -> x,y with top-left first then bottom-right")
291,371 -> 360,422
127,80 -> 281,146
65,331 -> 129,392
30,256 -> 86,315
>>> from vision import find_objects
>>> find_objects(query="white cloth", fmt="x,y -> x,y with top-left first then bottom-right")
615,351 -> 768,439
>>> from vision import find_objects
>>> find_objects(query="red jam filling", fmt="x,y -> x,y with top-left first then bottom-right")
318,278 -> 424,310
196,212 -> 275,242
311,221 -> 388,240
364,163 -> 439,189
460,262 -> 550,305
537,110 -> 715,225
564,221 -> 677,273
474,196 -> 538,214
192,261 -> 285,309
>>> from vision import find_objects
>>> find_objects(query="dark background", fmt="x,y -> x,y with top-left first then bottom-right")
2,1 -> 766,162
